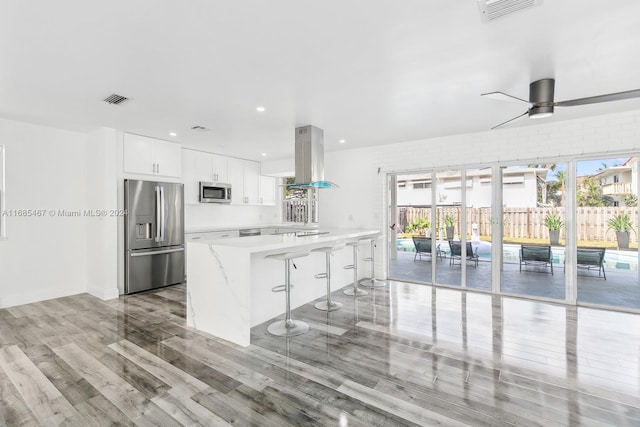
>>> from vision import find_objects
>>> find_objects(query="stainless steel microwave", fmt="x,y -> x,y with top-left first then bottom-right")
199,182 -> 232,203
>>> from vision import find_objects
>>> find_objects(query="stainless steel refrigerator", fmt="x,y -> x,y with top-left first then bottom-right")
124,179 -> 184,294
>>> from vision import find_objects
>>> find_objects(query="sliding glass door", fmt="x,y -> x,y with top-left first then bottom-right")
500,164 -> 566,300
435,170 -> 462,287
576,158 -> 639,309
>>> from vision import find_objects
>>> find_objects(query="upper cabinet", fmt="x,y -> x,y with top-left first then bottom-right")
259,175 -> 276,206
243,161 -> 260,205
194,152 -> 228,183
123,133 -> 181,177
182,148 -> 278,206
226,157 -> 245,205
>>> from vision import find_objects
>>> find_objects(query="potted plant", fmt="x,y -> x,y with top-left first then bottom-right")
444,215 -> 455,240
544,211 -> 563,245
607,212 -> 635,249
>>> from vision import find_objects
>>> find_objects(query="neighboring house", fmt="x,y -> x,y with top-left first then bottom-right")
591,157 -> 637,206
396,166 -> 548,208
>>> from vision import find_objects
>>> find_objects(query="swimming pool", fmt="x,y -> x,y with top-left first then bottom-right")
396,239 -> 638,270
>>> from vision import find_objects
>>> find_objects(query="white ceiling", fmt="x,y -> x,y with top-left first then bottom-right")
2,0 -> 640,161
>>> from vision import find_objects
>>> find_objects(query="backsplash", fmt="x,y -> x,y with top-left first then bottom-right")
184,203 -> 280,228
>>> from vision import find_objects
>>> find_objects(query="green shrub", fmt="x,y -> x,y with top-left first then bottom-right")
543,212 -> 563,231
406,217 -> 430,233
607,213 -> 635,233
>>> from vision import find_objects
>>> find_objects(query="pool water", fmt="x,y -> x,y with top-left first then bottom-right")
396,239 -> 638,270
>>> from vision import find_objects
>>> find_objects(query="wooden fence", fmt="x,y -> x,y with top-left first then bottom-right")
397,206 -> 639,243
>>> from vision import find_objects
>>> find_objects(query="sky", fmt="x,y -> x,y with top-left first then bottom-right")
544,157 -> 629,181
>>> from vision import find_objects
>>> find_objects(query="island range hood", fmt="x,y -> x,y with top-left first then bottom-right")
288,125 -> 338,189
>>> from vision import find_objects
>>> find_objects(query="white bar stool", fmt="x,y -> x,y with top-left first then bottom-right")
359,234 -> 385,288
343,239 -> 368,297
312,243 -> 346,311
266,250 -> 310,337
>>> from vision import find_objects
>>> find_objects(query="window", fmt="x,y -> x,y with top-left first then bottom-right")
412,181 -> 431,189
614,175 -> 620,183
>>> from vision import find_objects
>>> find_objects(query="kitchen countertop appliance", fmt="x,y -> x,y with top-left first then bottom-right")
125,179 -> 184,294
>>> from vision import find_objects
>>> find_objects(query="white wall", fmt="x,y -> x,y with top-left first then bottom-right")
86,128 -> 119,300
0,118 -> 91,308
318,148 -> 379,229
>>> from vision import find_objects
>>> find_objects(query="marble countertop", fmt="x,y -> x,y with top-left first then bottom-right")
185,223 -> 318,234
186,228 -> 380,254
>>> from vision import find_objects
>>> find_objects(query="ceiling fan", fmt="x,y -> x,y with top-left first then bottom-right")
482,78 -> 640,129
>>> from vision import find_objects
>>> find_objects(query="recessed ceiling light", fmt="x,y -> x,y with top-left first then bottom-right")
169,132 -> 177,137
261,153 -> 267,157
256,106 -> 266,113
339,139 -> 346,144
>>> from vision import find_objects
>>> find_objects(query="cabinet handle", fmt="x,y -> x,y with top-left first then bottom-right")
157,163 -> 160,174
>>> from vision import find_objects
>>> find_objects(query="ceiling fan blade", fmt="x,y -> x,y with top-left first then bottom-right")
481,91 -> 530,104
554,88 -> 640,107
491,111 -> 528,130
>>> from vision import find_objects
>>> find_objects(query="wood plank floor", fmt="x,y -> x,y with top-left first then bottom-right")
0,281 -> 639,426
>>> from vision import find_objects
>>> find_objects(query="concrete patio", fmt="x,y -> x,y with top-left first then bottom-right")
389,249 -> 640,310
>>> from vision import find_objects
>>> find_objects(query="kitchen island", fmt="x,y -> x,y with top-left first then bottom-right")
186,228 -> 380,346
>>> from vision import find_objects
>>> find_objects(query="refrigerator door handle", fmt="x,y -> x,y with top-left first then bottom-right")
155,186 -> 162,242
160,186 -> 166,242
130,247 -> 184,257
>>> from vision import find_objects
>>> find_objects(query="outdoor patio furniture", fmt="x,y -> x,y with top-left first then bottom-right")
565,247 -> 606,280
448,240 -> 479,268
520,245 -> 553,275
412,236 -> 442,262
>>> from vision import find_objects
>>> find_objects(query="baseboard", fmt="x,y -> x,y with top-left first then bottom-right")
86,283 -> 120,300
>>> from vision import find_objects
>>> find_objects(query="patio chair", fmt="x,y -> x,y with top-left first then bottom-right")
412,236 -> 442,262
448,240 -> 479,268
566,247 -> 606,280
520,245 -> 553,275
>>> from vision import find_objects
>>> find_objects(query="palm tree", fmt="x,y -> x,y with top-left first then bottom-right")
578,176 -> 604,207
554,170 -> 566,207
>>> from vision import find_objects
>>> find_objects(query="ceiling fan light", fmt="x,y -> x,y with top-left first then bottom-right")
529,105 -> 554,119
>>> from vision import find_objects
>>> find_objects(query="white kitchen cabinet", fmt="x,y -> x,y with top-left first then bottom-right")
195,152 -> 228,183
259,175 -> 276,206
211,154 -> 229,183
183,149 -> 234,204
227,159 -> 262,205
243,161 -> 260,205
124,133 -> 181,177
227,157 -> 245,205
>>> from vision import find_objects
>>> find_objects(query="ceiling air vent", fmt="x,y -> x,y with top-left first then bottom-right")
190,125 -> 209,132
477,0 -> 542,22
103,93 -> 130,105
